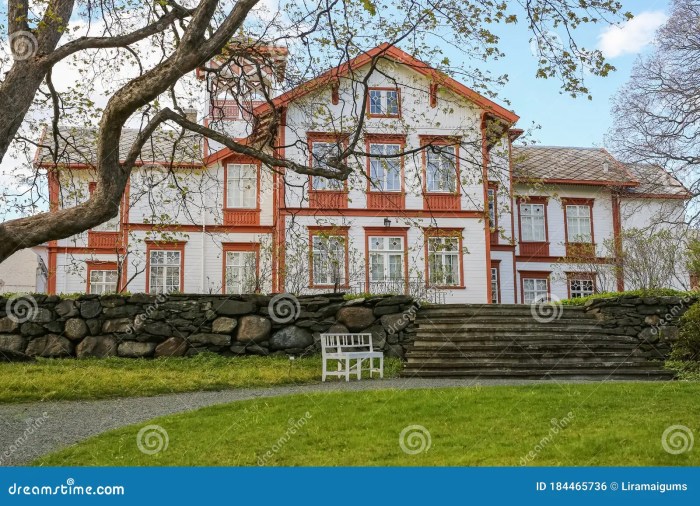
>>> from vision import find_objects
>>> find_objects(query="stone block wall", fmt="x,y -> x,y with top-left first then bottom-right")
583,294 -> 698,359
0,293 -> 418,361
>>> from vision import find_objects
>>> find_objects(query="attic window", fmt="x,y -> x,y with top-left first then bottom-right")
367,88 -> 400,117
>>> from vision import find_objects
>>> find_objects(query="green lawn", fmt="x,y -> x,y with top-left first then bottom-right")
35,382 -> 700,466
0,354 -> 403,404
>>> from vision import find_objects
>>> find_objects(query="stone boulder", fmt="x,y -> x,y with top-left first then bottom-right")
212,317 -> 237,334
380,313 -> 411,334
76,336 -> 118,358
102,318 -> 133,334
155,337 -> 188,357
55,300 -> 78,319
64,318 -> 88,341
368,325 -> 387,349
236,315 -> 271,343
143,322 -> 173,337
0,334 -> 26,353
25,334 -> 74,358
326,323 -> 349,334
117,341 -> 156,358
80,300 -> 103,319
188,333 -> 231,346
20,322 -> 46,336
213,300 -> 255,316
269,326 -> 313,351
376,295 -> 413,306
336,307 -> 375,332
0,317 -> 19,333
0,349 -> 34,362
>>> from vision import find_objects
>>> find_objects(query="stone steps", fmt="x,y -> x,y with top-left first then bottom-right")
403,304 -> 673,381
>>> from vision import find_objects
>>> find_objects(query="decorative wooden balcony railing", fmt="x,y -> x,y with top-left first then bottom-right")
308,190 -> 348,209
88,231 -> 121,249
367,192 -> 405,210
209,100 -> 265,120
423,193 -> 461,211
223,209 -> 261,226
519,242 -> 550,257
566,242 -> 596,259
350,277 -> 447,304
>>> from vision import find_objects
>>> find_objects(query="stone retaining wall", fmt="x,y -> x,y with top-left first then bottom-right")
0,293 -> 418,360
583,294 -> 698,359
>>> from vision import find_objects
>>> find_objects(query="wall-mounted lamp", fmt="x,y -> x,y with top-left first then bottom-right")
384,218 -> 391,227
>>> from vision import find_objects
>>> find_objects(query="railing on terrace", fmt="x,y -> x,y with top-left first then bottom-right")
350,278 -> 447,304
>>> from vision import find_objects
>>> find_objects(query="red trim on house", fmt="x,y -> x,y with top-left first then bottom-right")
423,227 -> 466,289
481,113 -> 493,303
363,227 -> 410,293
490,260 -> 501,303
366,87 -> 402,118
280,208 -> 483,219
222,156 -> 262,226
125,223 -> 274,234
365,133 -> 406,210
221,242 -> 261,294
144,240 -> 186,294
331,80 -> 340,105
488,182 -> 499,245
517,196 -> 550,258
561,197 -> 595,259
565,271 -> 597,298
518,270 -> 551,303
308,226 -> 350,289
420,136 -> 461,211
611,192 -> 625,292
253,43 -> 519,124
273,107 -> 287,292
429,82 -> 438,108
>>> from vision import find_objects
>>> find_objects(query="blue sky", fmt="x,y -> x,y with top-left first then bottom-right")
481,0 -> 670,147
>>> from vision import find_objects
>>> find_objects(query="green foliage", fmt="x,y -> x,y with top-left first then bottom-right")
671,302 -> 700,362
561,289 -> 693,306
666,361 -> 700,381
686,239 -> 700,279
0,354 -> 402,404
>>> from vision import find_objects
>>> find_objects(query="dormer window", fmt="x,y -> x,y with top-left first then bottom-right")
368,88 -> 400,117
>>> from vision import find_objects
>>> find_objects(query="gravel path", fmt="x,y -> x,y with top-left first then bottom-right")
0,377 -> 583,466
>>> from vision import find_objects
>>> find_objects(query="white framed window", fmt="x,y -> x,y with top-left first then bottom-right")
369,143 -> 401,192
523,278 -> 548,304
226,163 -> 257,208
487,188 -> 496,230
520,203 -> 546,242
369,236 -> 404,283
569,278 -> 594,298
149,250 -> 181,294
312,235 -> 346,286
90,270 -> 118,295
225,251 -> 257,294
566,205 -> 592,243
428,236 -> 460,286
426,145 -> 457,193
369,89 -> 399,116
491,267 -> 499,304
311,141 -> 344,190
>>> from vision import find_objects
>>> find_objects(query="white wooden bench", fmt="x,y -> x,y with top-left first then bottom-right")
320,333 -> 384,382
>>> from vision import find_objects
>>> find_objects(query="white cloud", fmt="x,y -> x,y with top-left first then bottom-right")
598,10 -> 668,58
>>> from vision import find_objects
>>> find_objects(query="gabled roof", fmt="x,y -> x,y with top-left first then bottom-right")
35,127 -> 204,167
252,43 -> 519,124
512,146 -> 639,187
623,163 -> 691,199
